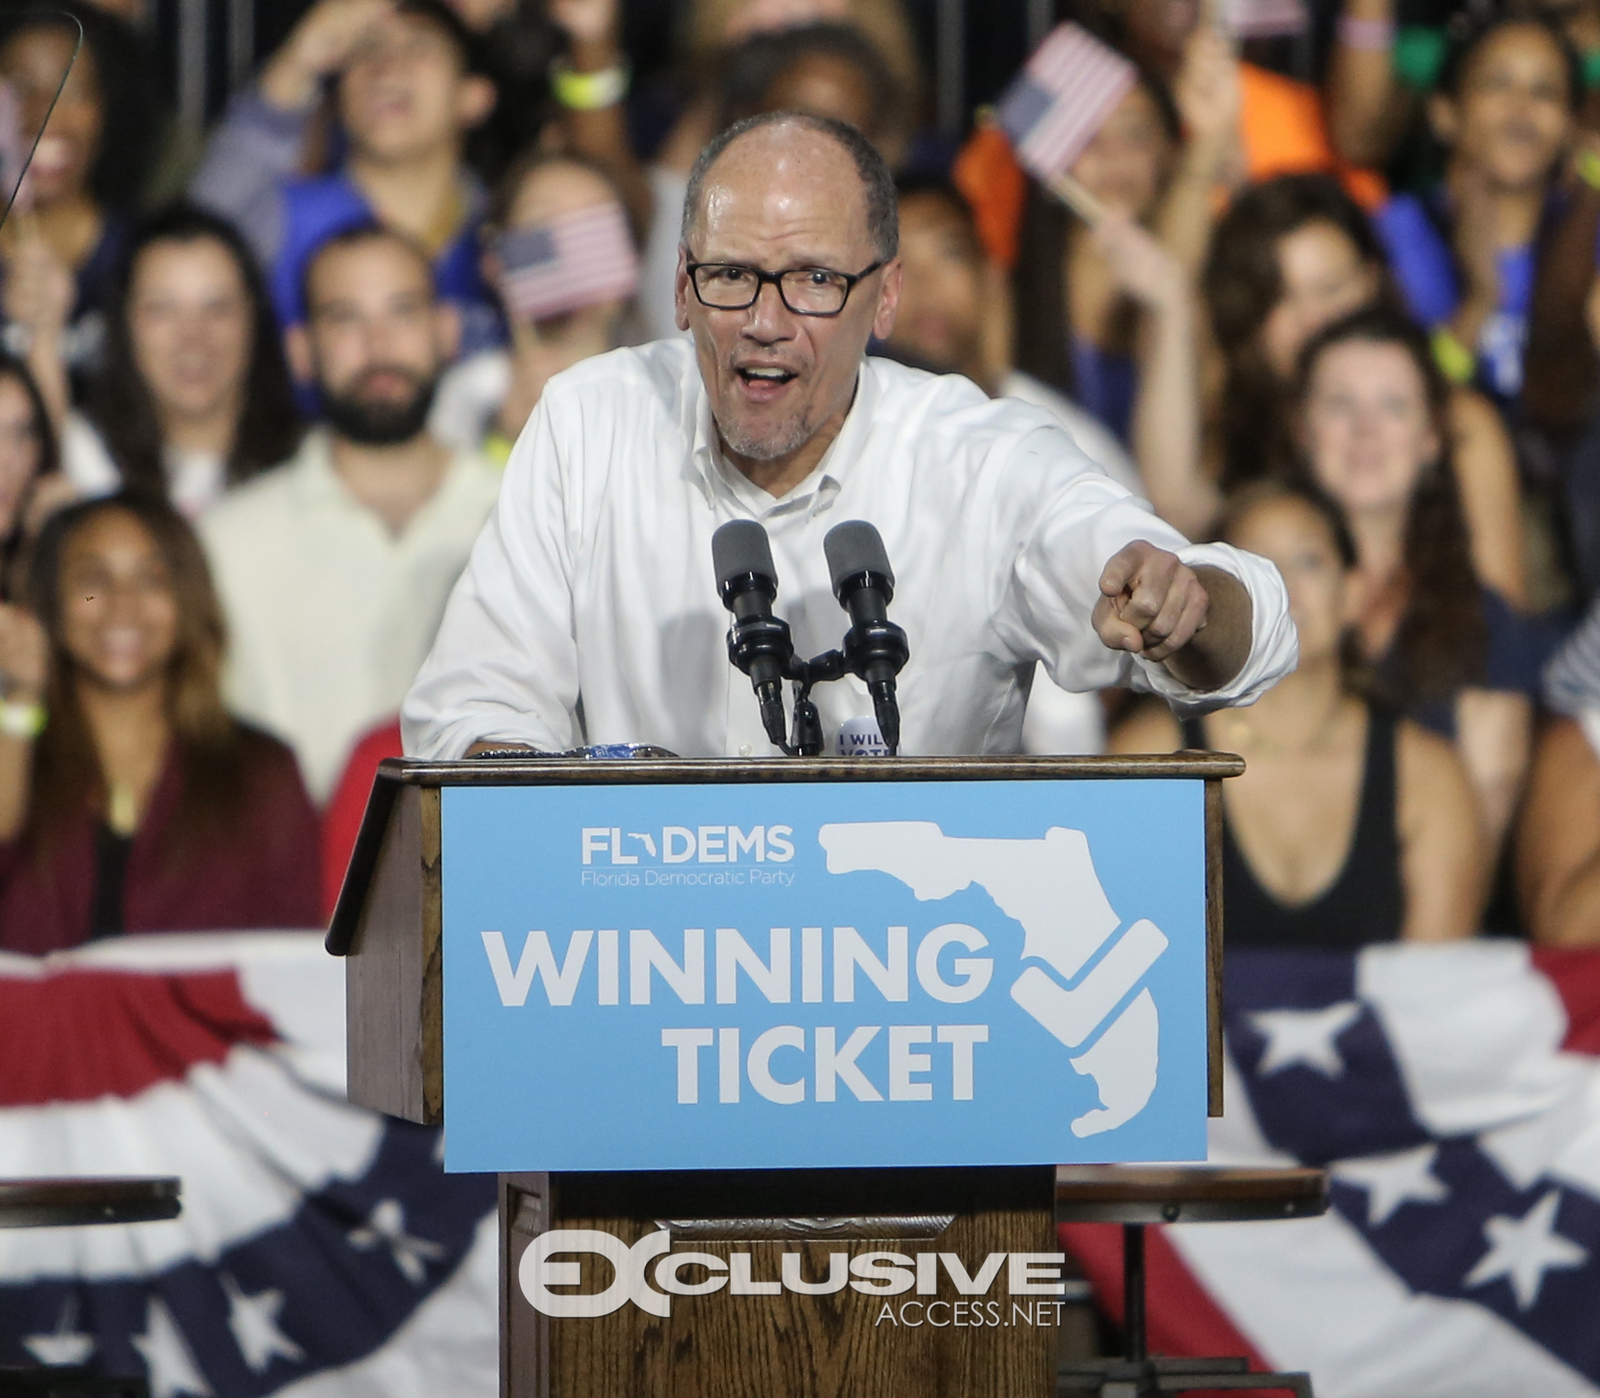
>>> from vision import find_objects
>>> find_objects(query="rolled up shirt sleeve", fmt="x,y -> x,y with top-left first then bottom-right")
1000,456 -> 1298,712
1129,541 -> 1300,711
401,399 -> 584,757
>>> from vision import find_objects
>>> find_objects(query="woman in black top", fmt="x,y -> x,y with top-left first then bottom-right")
1112,482 -> 1483,947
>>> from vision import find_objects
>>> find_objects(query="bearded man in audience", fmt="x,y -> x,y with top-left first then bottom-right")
200,225 -> 501,802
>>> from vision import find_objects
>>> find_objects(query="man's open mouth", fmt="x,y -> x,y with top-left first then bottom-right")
737,367 -> 797,385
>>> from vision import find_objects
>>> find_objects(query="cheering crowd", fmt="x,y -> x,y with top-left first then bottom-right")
1,0 -> 1599,949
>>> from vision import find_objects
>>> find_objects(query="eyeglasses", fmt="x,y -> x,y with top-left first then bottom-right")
685,259 -> 885,317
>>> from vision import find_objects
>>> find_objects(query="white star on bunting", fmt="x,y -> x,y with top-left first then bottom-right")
131,1296 -> 213,1398
220,1273 -> 305,1373
22,1296 -> 94,1366
1249,1001 -> 1363,1078
1334,1144 -> 1450,1226
1463,1189 -> 1589,1310
349,1198 -> 447,1284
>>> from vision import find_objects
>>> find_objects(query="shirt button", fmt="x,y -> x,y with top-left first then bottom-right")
738,743 -> 753,757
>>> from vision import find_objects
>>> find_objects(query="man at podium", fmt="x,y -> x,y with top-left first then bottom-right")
402,112 -> 1298,760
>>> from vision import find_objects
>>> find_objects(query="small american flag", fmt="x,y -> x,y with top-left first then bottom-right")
995,23 -> 1139,183
497,200 -> 639,323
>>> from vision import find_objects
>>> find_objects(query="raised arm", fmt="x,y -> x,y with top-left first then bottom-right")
1094,214 -> 1219,538
1517,717 -> 1600,946
1454,687 -> 1532,853
190,0 -> 392,263
1448,388 -> 1527,607
1396,717 -> 1487,939
1326,0 -> 1411,166
548,0 -> 653,237
1157,26 -> 1242,280
0,606 -> 48,844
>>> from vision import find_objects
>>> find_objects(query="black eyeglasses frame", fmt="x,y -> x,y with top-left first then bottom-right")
684,258 -> 887,317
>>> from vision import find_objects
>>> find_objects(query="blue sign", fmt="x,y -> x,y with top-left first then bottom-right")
440,779 -> 1207,1172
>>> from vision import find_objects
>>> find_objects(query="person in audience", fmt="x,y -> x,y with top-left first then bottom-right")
1288,307 -> 1536,847
440,0 -> 560,186
1204,174 -> 1527,605
190,0 -> 501,358
1010,71 -> 1186,448
198,225 -> 502,802
630,21 -> 906,340
0,354 -> 67,599
429,153 -> 640,458
1113,481 -> 1483,945
0,3 -> 156,410
61,206 -> 303,517
883,177 -> 1140,757
1374,16 -> 1580,409
1521,173 -> 1600,604
1519,601 -> 1600,944
1071,0 -> 1385,204
0,493 -> 321,953
686,0 -> 922,116
885,179 -> 1138,494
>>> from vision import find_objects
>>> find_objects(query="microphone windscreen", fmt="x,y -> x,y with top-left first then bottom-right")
712,518 -> 777,589
824,519 -> 893,595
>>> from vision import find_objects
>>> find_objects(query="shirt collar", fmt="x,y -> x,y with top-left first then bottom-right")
686,357 -> 876,522
289,426 -> 473,533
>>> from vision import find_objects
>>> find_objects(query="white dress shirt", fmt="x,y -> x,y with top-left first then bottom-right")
201,429 -> 503,800
403,341 -> 1297,761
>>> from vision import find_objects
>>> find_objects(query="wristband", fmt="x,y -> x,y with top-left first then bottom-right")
1578,147 -> 1600,192
551,59 -> 630,111
0,700 -> 45,740
1337,14 -> 1395,50
484,430 -> 515,468
1431,327 -> 1476,385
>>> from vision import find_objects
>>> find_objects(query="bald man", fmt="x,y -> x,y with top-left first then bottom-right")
403,112 -> 1298,760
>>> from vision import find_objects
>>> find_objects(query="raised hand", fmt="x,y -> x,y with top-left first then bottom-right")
1451,166 -> 1502,335
1173,24 -> 1241,153
260,0 -> 394,111
0,604 -> 47,705
1092,212 -> 1186,313
1093,541 -> 1210,663
547,0 -> 621,52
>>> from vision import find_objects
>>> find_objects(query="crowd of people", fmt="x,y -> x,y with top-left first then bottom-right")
2,0 -> 1600,950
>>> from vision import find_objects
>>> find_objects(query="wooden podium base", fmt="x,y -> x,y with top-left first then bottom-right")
499,1166 -> 1057,1398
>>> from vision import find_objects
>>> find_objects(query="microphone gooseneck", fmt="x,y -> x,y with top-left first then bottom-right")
712,520 -> 793,751
823,520 -> 909,755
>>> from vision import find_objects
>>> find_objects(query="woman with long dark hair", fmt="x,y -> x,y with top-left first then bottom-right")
1202,173 -> 1528,607
0,3 -> 157,408
0,493 -> 320,953
1113,481 -> 1483,945
71,205 -> 302,515
1287,307 -> 1536,846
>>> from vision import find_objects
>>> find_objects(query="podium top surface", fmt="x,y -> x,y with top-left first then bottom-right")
328,752 -> 1242,957
371,751 -> 1245,786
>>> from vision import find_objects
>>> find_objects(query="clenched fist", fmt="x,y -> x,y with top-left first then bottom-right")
1093,541 -> 1251,691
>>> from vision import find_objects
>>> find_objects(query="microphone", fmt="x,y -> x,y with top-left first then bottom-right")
823,520 -> 910,754
712,520 -> 793,751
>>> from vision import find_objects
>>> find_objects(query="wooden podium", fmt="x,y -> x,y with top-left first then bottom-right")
328,753 -> 1236,1398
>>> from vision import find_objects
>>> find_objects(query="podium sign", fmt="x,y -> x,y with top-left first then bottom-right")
440,777 -> 1207,1173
